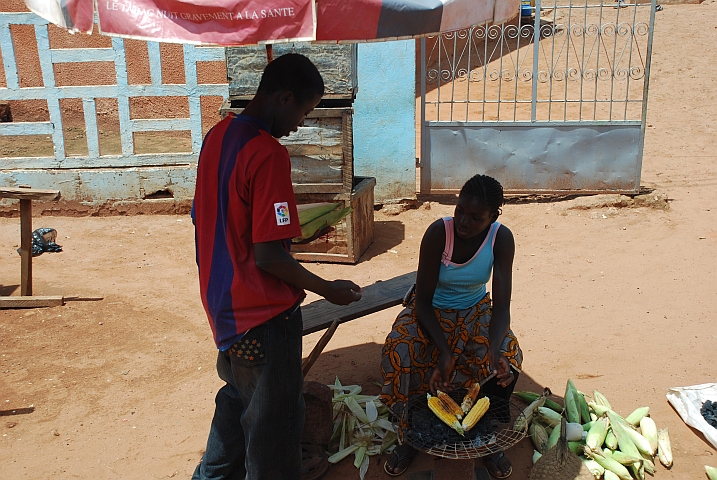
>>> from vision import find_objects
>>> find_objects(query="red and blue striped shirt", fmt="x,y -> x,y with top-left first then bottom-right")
192,113 -> 304,350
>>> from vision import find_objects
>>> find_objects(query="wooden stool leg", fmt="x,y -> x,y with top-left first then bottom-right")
20,199 -> 32,296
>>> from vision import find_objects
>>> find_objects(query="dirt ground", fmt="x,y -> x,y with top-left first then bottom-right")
2,3 -> 717,480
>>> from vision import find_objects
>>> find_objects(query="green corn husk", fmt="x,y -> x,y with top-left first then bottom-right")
546,419 -> 562,450
512,390 -> 564,413
639,416 -> 658,454
611,450 -> 643,466
297,203 -> 342,225
568,441 -> 585,455
585,416 -> 609,451
576,390 -> 592,424
582,420 -> 595,431
625,406 -> 650,426
640,452 -> 655,475
622,422 -> 655,457
606,411 -> 641,459
605,429 -> 619,450
535,406 -> 563,429
583,447 -> 632,480
593,390 -> 613,409
532,450 -> 543,464
706,465 -> 717,480
564,379 -> 581,424
530,422 -> 550,454
296,206 -> 352,241
588,401 -> 610,417
513,390 -> 547,432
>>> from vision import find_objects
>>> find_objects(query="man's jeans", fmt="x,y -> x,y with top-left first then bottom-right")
192,306 -> 305,480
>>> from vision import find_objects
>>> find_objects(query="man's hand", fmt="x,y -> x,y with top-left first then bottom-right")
323,280 -> 362,305
488,349 -> 513,388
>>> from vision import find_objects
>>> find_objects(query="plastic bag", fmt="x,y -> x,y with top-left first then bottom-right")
666,382 -> 717,450
16,228 -> 63,256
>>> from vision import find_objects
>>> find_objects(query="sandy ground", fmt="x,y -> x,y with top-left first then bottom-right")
2,3 -> 717,479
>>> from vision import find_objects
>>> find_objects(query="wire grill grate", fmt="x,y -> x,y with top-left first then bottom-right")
398,390 -> 527,459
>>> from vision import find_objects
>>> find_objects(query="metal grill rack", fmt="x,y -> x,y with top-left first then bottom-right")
399,390 -> 527,459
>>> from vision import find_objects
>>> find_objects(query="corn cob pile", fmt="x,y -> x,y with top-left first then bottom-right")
517,380 -> 674,480
426,383 -> 490,436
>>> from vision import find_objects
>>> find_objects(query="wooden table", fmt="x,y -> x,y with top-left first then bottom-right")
0,186 -> 61,307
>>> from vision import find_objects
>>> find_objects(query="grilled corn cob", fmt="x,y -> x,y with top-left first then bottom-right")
461,396 -> 489,431
427,393 -> 464,435
436,390 -> 463,420
460,382 -> 481,414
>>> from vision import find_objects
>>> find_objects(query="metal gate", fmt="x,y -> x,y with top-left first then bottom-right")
419,0 -> 656,194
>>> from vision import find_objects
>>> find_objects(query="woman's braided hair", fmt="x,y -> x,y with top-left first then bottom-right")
459,174 -> 504,216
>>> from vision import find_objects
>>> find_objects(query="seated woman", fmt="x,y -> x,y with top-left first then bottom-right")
380,174 -> 523,479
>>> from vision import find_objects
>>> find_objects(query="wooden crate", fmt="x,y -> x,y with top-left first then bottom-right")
225,44 -> 357,101
220,101 -> 354,194
291,176 -> 375,264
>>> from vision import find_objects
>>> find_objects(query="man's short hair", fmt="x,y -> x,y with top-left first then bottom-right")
257,53 -> 325,103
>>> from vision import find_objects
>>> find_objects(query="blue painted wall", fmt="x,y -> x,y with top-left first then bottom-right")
354,41 -> 416,203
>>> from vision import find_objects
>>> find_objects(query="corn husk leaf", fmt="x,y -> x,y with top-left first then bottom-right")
329,444 -> 359,464
297,203 -> 342,225
295,206 -> 352,241
705,465 -> 717,480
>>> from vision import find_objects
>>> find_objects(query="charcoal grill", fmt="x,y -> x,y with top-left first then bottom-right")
398,389 -> 527,459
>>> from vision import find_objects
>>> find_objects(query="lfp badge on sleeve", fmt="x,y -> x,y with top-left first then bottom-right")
274,202 -> 291,225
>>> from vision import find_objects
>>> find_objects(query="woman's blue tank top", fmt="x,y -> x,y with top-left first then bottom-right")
432,218 -> 500,310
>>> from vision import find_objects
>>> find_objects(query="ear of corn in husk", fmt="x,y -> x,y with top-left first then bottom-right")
605,429 -> 619,450
564,379 -> 581,424
640,452 -> 655,475
622,422 -> 654,457
436,390 -> 464,420
657,427 -> 672,468
514,390 -> 546,432
530,422 -> 550,454
606,411 -> 642,459
588,401 -> 611,417
581,457 -> 605,478
513,389 -> 564,413
583,447 -> 633,480
610,450 -> 643,466
705,465 -> 717,480
460,382 -> 481,414
546,419 -> 562,450
603,470 -> 621,480
461,396 -> 489,431
593,390 -> 613,409
576,390 -> 592,424
427,393 -> 464,435
585,416 -> 609,451
639,416 -> 658,454
625,406 -> 650,426
535,406 -> 563,429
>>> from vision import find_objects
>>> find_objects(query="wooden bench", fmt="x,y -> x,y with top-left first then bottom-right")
0,186 -> 63,308
300,271 -> 415,375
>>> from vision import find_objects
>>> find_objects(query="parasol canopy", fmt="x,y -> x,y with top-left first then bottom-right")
23,0 -> 519,46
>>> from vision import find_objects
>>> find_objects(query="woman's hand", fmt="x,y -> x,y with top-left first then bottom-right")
488,349 -> 514,388
428,353 -> 456,393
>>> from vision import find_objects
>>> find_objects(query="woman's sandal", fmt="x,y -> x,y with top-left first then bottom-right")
483,451 -> 512,479
383,444 -> 416,477
301,443 -> 329,480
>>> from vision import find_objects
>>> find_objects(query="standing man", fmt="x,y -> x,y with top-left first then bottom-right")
192,53 -> 362,480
